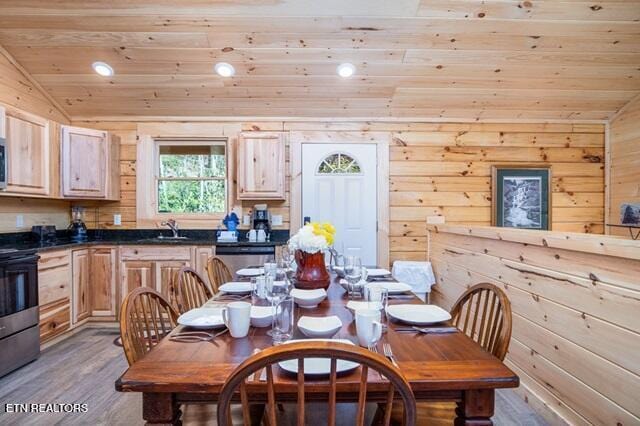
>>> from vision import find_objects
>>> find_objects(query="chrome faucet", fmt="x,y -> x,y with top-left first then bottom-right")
161,219 -> 180,238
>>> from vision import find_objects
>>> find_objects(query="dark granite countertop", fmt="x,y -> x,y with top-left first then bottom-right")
0,229 -> 289,253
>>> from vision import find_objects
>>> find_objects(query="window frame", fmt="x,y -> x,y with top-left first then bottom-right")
153,138 -> 229,218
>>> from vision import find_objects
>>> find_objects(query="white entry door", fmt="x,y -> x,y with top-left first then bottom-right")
302,144 -> 377,265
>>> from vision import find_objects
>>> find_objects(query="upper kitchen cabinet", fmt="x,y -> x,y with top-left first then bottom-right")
237,132 -> 286,200
1,105 -> 51,196
61,125 -> 120,200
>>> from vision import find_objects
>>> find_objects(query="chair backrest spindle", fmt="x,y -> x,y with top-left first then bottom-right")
176,267 -> 214,313
206,256 -> 233,294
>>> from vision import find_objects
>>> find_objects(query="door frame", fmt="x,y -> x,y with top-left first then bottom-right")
290,131 -> 390,268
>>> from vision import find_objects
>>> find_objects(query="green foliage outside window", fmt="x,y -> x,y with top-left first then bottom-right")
157,144 -> 226,213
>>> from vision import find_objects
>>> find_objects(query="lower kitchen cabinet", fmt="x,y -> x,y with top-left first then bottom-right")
38,250 -> 72,343
90,247 -> 117,317
195,246 -> 214,286
71,249 -> 91,324
118,246 -> 192,308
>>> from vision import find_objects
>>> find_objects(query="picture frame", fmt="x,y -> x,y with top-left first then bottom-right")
491,165 -> 552,230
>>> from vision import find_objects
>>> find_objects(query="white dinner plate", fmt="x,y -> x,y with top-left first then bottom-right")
278,339 -> 359,376
366,268 -> 392,277
346,300 -> 383,311
177,308 -> 226,329
219,282 -> 254,294
297,315 -> 342,338
236,268 -> 264,277
366,281 -> 413,295
386,304 -> 452,325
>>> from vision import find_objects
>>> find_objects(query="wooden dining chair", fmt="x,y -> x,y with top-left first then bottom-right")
206,255 -> 233,294
450,282 -> 512,361
119,287 -> 179,366
176,267 -> 214,314
390,283 -> 513,425
217,341 -> 417,426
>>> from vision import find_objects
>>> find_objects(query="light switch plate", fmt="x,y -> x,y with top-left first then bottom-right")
113,214 -> 122,226
271,215 -> 283,226
427,215 -> 445,224
243,215 -> 251,226
16,215 -> 24,228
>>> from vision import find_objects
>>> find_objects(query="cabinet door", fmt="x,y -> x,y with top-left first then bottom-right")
194,247 -> 214,287
61,125 -> 110,198
155,260 -> 189,307
38,250 -> 71,343
90,247 -> 117,317
120,260 -> 155,305
237,132 -> 286,200
4,108 -> 49,195
71,249 -> 91,324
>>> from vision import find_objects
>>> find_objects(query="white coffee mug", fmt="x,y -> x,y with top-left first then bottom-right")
257,229 -> 267,242
355,309 -> 383,347
221,301 -> 251,338
248,229 -> 257,242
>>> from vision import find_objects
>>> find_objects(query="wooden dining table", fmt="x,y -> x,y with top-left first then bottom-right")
116,273 -> 519,425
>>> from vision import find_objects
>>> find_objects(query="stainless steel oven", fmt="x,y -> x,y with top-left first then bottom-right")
0,137 -> 6,190
0,249 -> 40,377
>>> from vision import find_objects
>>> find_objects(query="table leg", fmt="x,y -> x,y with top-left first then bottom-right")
454,389 -> 494,426
142,393 -> 182,425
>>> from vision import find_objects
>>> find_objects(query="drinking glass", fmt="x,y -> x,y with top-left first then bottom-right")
264,261 -> 277,278
344,256 -> 363,299
272,295 -> 294,345
252,276 -> 268,306
366,286 -> 389,329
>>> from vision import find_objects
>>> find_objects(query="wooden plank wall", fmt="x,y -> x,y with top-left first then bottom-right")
428,225 -> 640,426
609,95 -> 640,237
73,121 -> 605,265
0,47 -> 70,232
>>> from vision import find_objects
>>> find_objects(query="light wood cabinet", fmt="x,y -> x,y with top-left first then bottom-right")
3,106 -> 50,196
71,249 -> 91,324
237,132 -> 286,200
118,246 -> 192,308
38,250 -> 71,343
90,247 -> 117,317
195,246 -> 214,287
61,125 -> 120,200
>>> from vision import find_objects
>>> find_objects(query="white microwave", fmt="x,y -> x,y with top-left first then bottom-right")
0,137 -> 6,189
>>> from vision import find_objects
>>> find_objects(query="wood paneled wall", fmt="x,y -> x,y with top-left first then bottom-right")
609,95 -> 640,237
429,225 -> 640,426
0,47 -> 71,232
73,120 -> 605,264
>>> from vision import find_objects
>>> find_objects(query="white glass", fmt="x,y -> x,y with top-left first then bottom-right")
344,256 -> 363,299
264,261 -> 277,278
355,309 -> 383,347
272,295 -> 294,345
221,301 -> 251,338
252,276 -> 268,305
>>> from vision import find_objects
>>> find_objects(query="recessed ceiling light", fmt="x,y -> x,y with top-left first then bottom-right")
337,63 -> 356,78
215,62 -> 235,77
92,61 -> 114,77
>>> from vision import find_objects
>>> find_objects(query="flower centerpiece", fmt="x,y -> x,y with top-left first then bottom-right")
288,222 -> 336,289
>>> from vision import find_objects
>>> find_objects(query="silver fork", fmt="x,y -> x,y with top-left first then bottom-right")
368,345 -> 384,379
383,343 -> 400,368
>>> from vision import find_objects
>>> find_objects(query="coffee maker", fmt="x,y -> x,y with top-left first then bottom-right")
68,206 -> 88,242
251,204 -> 271,233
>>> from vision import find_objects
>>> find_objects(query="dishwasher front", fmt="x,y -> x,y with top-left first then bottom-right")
214,245 -> 276,276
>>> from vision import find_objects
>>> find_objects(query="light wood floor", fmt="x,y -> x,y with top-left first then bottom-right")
0,328 -> 548,426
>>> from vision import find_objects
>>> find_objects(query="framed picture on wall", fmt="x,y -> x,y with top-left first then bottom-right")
491,165 -> 552,230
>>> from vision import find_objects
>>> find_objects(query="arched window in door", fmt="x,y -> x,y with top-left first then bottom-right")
316,152 -> 362,175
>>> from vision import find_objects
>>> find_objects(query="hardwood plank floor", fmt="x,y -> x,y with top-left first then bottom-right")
0,328 -> 548,425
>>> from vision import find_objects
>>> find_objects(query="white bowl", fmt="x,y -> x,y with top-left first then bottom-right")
297,315 -> 343,338
250,305 -> 275,328
290,288 -> 327,309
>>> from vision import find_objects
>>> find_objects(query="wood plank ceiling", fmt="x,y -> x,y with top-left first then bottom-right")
0,0 -> 639,120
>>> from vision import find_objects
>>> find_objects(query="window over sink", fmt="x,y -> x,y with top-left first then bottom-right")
156,141 -> 227,214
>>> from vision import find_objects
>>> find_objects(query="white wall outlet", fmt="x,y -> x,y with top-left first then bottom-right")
113,214 -> 122,226
16,215 -> 24,228
271,214 -> 283,226
427,215 -> 446,224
